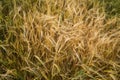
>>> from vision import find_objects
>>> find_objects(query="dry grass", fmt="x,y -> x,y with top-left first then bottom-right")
0,0 -> 120,80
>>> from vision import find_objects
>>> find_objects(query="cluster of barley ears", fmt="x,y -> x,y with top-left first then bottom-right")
0,0 -> 120,80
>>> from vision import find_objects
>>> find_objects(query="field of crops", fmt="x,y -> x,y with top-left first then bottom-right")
0,0 -> 120,80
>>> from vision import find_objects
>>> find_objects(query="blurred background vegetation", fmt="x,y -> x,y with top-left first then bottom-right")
99,0 -> 120,17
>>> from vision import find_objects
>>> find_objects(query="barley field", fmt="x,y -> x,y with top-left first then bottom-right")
0,0 -> 120,80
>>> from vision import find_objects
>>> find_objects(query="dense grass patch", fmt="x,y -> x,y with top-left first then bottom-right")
0,0 -> 120,80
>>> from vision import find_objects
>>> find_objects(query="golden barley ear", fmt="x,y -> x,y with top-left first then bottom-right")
0,0 -> 120,80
